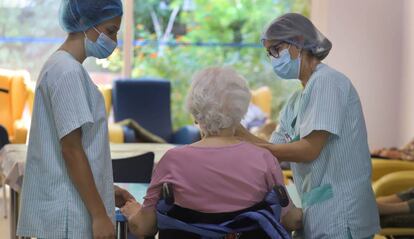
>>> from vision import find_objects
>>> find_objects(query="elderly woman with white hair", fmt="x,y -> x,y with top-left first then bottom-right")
120,67 -> 302,238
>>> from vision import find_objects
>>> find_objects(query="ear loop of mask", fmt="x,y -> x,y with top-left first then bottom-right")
297,47 -> 303,78
84,27 -> 101,42
276,43 -> 291,59
274,43 -> 290,59
285,43 -> 303,78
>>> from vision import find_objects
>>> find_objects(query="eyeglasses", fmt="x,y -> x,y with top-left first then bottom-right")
266,42 -> 288,58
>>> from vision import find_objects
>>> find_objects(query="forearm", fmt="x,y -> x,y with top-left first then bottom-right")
129,209 -> 157,236
62,148 -> 107,218
262,131 -> 330,162
264,140 -> 318,163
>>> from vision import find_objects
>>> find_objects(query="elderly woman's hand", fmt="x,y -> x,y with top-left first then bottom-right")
282,207 -> 303,231
121,200 -> 142,221
114,185 -> 136,208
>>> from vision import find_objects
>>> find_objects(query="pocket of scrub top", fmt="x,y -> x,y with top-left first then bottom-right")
301,184 -> 333,208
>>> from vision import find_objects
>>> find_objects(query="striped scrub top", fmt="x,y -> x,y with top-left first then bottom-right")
17,50 -> 115,238
270,63 -> 380,239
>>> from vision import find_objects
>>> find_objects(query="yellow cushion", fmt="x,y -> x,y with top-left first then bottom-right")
251,86 -> 272,117
11,71 -> 28,122
0,73 -> 12,133
26,82 -> 35,114
371,159 -> 414,182
373,170 -> 414,197
11,120 -> 28,144
378,228 -> 414,236
108,123 -> 124,143
0,69 -> 29,137
282,170 -> 293,184
98,85 -> 112,117
373,171 -> 414,236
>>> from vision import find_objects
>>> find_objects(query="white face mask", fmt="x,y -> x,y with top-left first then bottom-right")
84,27 -> 117,59
271,45 -> 301,80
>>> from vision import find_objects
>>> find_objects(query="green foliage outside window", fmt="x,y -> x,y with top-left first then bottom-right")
106,0 -> 309,128
0,0 -> 309,129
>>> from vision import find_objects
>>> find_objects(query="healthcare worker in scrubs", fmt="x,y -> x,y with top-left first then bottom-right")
237,13 -> 380,239
17,1 -> 133,238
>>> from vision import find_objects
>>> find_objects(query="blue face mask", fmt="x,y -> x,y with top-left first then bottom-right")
271,47 -> 301,80
84,27 -> 117,59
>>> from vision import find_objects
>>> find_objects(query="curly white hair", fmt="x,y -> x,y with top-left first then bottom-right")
186,67 -> 251,136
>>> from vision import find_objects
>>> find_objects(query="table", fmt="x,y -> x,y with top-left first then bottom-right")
0,143 -> 174,239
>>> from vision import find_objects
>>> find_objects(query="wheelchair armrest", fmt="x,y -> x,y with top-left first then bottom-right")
162,183 -> 175,205
371,159 -> 414,182
373,170 -> 414,197
171,125 -> 201,145
379,227 -> 414,236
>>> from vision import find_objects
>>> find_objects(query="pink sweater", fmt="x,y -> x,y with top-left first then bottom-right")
143,142 -> 291,215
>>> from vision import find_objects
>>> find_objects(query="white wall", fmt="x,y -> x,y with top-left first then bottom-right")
311,0 -> 412,149
400,0 -> 414,146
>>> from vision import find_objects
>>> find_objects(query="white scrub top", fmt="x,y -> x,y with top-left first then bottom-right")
17,51 -> 115,239
271,63 -> 380,239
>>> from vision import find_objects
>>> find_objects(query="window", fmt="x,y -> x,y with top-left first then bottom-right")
0,0 -> 309,128
0,0 -> 123,83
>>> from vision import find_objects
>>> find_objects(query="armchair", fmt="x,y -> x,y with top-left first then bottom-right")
112,78 -> 200,144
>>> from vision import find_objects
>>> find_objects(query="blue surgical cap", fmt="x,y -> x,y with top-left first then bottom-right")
59,0 -> 123,33
262,13 -> 332,60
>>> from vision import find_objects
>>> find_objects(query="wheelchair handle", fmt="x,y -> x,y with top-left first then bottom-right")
162,183 -> 175,205
273,185 -> 290,207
